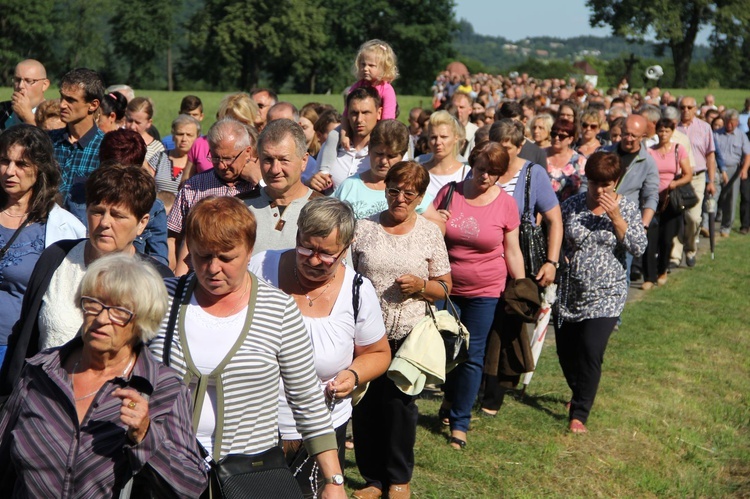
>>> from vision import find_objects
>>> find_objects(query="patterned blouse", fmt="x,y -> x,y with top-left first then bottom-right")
351,215 -> 451,340
557,193 -> 647,322
546,151 -> 586,202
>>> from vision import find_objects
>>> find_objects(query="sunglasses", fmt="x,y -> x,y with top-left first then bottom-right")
550,131 -> 570,140
680,105 -> 695,110
582,123 -> 599,130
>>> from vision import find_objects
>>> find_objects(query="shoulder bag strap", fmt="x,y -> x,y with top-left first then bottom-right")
0,219 -> 32,259
352,273 -> 364,323
523,165 -> 534,219
162,274 -> 190,366
438,181 -> 456,211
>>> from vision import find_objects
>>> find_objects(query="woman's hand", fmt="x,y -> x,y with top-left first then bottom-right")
436,209 -> 451,222
325,369 -> 358,400
599,192 -> 622,222
396,274 -> 424,296
113,388 -> 150,445
535,262 -> 557,287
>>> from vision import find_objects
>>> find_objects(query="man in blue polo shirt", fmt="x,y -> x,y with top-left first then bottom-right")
48,68 -> 106,226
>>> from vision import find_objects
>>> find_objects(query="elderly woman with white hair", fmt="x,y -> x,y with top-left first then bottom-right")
0,253 -> 207,497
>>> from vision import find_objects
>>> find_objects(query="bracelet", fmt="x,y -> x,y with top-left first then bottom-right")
346,368 -> 360,388
419,279 -> 426,294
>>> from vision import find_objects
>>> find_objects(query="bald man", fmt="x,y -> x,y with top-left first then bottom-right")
592,114 -> 659,284
1,59 -> 50,130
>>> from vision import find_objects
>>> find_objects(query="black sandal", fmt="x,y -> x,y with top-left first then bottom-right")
438,407 -> 450,426
448,436 -> 466,449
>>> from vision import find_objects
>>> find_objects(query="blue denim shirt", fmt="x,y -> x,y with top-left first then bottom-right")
134,199 -> 169,266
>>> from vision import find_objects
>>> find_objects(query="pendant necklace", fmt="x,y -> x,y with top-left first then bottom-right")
73,355 -> 135,402
294,266 -> 333,307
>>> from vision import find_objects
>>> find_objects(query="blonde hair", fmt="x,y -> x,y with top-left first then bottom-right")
217,92 -> 261,129
352,39 -> 398,83
428,110 -> 465,158
126,97 -> 155,119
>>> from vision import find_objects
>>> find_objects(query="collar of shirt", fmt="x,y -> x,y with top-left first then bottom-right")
28,336 -> 158,397
56,124 -> 102,150
338,144 -> 369,159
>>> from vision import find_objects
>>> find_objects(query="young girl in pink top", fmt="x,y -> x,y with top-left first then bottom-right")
318,40 -> 398,170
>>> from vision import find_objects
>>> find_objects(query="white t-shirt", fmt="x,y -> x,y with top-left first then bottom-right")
249,250 -> 385,438
417,157 -> 470,199
307,141 -> 370,189
184,296 -> 247,453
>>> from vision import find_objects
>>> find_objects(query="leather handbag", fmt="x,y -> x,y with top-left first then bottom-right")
667,145 -> 699,213
519,166 -> 547,278
206,446 -> 304,499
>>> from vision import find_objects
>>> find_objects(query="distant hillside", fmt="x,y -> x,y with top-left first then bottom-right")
454,19 -> 711,72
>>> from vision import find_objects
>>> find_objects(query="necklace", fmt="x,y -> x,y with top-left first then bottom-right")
293,266 -> 333,307
2,209 -> 27,218
226,277 -> 250,315
72,355 -> 135,402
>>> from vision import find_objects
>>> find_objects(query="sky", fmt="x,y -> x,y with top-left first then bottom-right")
453,0 -> 711,45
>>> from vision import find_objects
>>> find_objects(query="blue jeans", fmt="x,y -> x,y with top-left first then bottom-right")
442,296 -> 499,433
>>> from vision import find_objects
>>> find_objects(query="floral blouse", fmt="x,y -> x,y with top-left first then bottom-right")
557,193 -> 647,322
547,151 -> 586,202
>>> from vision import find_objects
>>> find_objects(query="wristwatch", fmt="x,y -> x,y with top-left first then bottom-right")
325,474 -> 345,486
545,259 -> 559,269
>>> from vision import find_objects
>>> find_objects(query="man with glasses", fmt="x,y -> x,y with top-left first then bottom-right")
1,59 -> 50,130
673,96 -> 717,267
596,115 -> 659,283
241,119 -> 324,255
168,118 -> 259,274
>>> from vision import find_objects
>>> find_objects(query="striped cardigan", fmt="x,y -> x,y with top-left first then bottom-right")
148,273 -> 337,460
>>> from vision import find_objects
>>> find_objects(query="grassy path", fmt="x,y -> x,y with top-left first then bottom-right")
344,231 -> 749,498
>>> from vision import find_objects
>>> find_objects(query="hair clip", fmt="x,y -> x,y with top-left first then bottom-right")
379,44 -> 386,51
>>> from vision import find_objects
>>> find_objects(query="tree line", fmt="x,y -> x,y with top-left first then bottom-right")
2,0 -> 456,95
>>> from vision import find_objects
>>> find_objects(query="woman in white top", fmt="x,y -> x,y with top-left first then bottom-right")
249,197 -> 390,497
418,111 -> 469,198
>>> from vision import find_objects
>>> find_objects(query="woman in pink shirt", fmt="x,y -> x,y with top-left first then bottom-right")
645,118 -> 693,288
433,142 -> 525,450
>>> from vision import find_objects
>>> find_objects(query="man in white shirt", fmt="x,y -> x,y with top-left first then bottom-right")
309,86 -> 381,192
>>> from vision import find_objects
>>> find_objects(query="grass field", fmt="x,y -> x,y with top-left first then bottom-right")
335,231 -> 749,498
1,86 -> 748,137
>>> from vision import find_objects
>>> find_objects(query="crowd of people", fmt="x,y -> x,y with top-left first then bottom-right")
0,43 -> 748,498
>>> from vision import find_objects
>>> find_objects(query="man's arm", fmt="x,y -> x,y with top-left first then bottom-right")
705,151 -> 717,195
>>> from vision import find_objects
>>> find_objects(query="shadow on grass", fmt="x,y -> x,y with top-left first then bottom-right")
516,391 -> 569,421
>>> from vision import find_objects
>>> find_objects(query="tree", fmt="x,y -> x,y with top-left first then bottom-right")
110,0 -> 181,89
49,0 -> 113,79
0,0 -> 55,83
586,0 -> 750,88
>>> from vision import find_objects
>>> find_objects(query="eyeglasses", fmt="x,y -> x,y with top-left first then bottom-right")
386,187 -> 419,202
295,245 -> 347,265
208,149 -> 244,167
582,123 -> 599,130
550,132 -> 570,140
12,77 -> 46,87
80,296 -> 135,326
679,105 -> 695,110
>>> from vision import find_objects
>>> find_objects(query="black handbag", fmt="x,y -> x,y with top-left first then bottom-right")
667,145 -> 699,213
205,446 -> 304,499
161,277 -> 303,499
519,166 -> 547,278
435,281 -> 469,372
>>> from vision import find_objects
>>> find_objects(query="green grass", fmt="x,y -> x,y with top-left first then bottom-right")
340,232 -> 750,497
0,87 -> 430,135
661,88 -> 750,111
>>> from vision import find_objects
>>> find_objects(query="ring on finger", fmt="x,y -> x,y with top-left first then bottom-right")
127,401 -> 137,410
